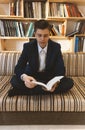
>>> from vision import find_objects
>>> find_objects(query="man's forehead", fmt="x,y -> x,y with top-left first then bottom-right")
36,28 -> 49,32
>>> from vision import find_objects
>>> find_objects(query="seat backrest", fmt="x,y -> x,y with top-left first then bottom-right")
0,51 -> 21,75
63,52 -> 85,76
0,51 -> 85,76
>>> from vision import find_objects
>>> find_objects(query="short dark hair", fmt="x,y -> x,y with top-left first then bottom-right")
34,19 -> 51,32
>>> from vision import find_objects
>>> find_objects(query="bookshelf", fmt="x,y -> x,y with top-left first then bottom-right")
0,0 -> 85,52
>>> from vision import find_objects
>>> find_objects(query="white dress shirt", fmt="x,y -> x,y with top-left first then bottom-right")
37,43 -> 48,72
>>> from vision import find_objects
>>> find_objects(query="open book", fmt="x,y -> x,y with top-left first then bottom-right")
32,76 -> 64,91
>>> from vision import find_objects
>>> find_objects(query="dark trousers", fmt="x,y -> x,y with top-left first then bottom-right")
8,75 -> 74,97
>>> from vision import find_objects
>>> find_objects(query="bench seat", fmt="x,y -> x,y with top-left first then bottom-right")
0,76 -> 85,112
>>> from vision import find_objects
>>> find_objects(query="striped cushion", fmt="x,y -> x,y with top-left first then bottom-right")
0,52 -> 20,75
63,53 -> 85,76
0,76 -> 85,112
0,52 -> 85,76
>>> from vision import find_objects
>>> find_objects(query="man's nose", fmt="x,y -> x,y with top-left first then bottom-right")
41,36 -> 45,40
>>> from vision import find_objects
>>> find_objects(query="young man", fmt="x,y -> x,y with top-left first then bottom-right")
9,19 -> 74,96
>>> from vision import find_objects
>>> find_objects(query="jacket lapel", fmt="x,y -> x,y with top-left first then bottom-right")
30,40 -> 39,72
30,39 -> 53,72
45,40 -> 53,71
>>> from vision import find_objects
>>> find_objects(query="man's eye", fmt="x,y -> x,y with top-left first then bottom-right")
37,34 -> 48,37
44,35 -> 48,37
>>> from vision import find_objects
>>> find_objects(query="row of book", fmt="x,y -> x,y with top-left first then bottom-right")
0,20 -> 66,37
24,1 -> 46,18
66,21 -> 85,37
50,23 -> 65,36
0,19 -> 84,37
15,1 -> 83,18
9,0 -> 21,16
49,3 -> 82,17
0,20 -> 34,37
1,1 -> 84,18
74,37 -> 85,52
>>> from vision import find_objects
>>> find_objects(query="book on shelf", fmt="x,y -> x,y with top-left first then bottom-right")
22,22 -> 30,36
0,20 -> 5,36
24,1 -> 46,18
19,22 -> 24,37
25,22 -> 34,37
0,20 -> 35,37
15,0 -> 21,16
83,38 -> 85,52
48,2 -> 82,17
74,37 -> 79,52
9,2 -> 15,15
79,22 -> 85,34
69,3 -> 82,17
32,76 -> 64,91
66,30 -> 79,37
59,3 -> 64,17
51,24 -> 60,36
15,21 -> 21,37
9,0 -> 21,16
50,23 -> 65,36
74,37 -> 85,52
66,21 -> 82,37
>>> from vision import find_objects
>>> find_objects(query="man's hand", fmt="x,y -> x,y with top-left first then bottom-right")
21,74 -> 37,89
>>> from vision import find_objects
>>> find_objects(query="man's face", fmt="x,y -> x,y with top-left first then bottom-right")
35,28 -> 50,48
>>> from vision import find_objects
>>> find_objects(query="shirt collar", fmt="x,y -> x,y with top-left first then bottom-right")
37,43 -> 48,54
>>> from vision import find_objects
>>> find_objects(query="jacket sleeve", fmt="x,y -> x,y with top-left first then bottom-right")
14,43 -> 30,79
55,44 -> 65,76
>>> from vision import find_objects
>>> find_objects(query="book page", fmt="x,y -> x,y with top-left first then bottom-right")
32,81 -> 47,88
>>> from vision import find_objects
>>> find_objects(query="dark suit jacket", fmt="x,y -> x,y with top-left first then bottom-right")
14,39 -> 65,82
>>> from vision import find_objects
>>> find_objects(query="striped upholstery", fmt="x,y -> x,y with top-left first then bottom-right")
0,51 -> 20,75
0,52 -> 85,112
0,52 -> 85,76
0,76 -> 85,112
63,53 -> 85,76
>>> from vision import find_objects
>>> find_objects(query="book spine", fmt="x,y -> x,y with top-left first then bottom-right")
14,21 -> 21,37
9,2 -> 15,15
0,20 -> 5,36
75,37 -> 79,52
26,22 -> 34,37
83,38 -> 85,52
19,22 -> 24,37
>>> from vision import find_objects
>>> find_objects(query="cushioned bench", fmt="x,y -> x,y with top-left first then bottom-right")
0,51 -> 85,124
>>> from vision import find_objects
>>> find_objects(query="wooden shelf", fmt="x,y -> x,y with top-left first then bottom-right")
0,16 -> 38,21
49,36 -> 72,39
0,37 -> 29,40
47,17 -> 85,21
49,0 -> 85,4
75,34 -> 85,37
0,0 -> 14,4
